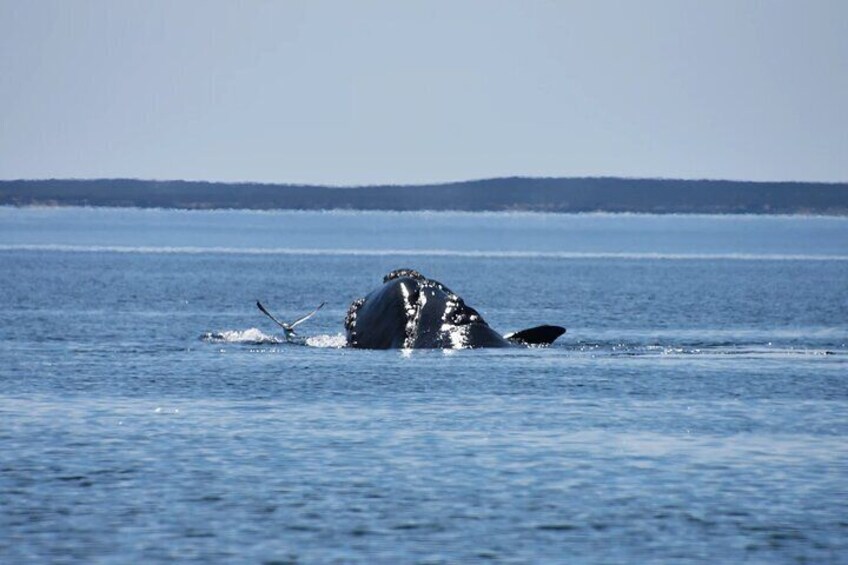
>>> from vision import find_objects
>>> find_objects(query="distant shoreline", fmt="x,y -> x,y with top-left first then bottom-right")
2,177 -> 847,215
6,205 -> 848,220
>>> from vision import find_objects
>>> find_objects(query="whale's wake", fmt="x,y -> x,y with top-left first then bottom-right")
304,334 -> 348,348
201,328 -> 347,348
201,328 -> 283,344
200,330 -> 842,357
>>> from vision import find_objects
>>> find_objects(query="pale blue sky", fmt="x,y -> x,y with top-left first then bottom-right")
1,1 -> 846,184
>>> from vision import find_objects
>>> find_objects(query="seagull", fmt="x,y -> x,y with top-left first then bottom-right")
256,300 -> 325,341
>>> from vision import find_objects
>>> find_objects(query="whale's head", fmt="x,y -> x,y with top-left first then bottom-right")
345,269 -> 509,349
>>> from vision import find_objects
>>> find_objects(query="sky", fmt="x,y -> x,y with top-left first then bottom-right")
1,1 -> 846,185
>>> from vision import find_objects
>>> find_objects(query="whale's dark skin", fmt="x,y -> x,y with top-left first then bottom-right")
344,269 -> 565,349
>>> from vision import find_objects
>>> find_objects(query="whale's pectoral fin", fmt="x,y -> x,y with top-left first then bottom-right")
504,325 -> 566,346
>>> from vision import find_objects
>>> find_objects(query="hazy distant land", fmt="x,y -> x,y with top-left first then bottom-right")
1,177 -> 847,215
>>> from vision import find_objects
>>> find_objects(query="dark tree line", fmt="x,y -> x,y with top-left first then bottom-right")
1,177 -> 846,214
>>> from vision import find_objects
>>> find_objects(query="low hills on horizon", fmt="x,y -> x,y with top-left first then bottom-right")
1,176 -> 847,215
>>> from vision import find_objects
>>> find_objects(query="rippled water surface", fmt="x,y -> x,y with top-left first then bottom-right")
1,208 -> 847,563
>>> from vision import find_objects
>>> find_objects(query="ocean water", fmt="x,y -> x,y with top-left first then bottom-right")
1,207 -> 847,563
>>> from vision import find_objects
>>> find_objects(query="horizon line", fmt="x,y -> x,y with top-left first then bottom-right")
2,175 -> 847,188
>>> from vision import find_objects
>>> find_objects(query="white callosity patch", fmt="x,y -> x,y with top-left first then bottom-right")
344,297 -> 365,334
444,323 -> 471,349
410,282 -> 476,349
404,287 -> 426,348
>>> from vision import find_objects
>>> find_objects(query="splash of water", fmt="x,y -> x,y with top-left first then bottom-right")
201,329 -> 347,348
305,334 -> 348,348
201,328 -> 283,344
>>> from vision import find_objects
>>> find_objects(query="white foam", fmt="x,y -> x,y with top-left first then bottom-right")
2,243 -> 847,261
305,334 -> 348,348
202,328 -> 282,344
202,329 -> 347,348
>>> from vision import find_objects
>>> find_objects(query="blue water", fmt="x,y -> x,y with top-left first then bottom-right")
1,207 -> 847,563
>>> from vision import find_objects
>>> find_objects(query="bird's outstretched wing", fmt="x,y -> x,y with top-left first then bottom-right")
256,301 -> 325,335
256,301 -> 292,331
289,302 -> 325,328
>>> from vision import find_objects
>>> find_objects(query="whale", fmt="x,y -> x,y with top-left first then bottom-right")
344,269 -> 565,349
